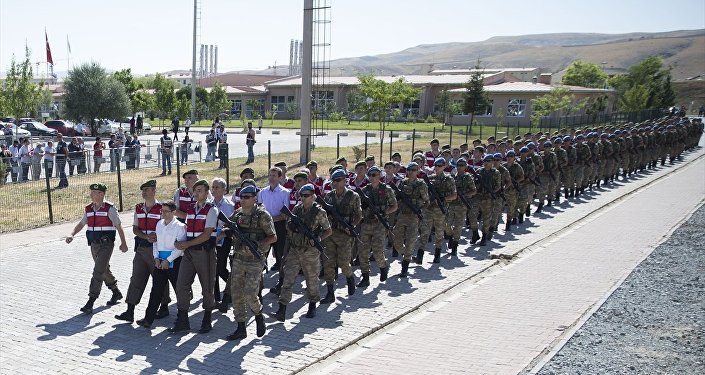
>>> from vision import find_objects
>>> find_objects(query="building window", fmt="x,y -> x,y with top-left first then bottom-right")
271,96 -> 295,112
478,100 -> 493,116
506,99 -> 526,117
312,91 -> 335,116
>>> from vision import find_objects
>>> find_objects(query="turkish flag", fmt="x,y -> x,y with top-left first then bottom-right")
45,30 -> 54,65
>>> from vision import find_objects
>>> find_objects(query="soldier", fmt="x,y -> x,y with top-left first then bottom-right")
116,180 -> 171,323
541,141 -> 558,207
504,151 -> 524,231
225,185 -> 277,341
518,147 -> 535,220
448,158 -> 475,253
562,137 -> 576,198
174,169 -> 212,223
528,142 -> 545,212
491,153 -> 509,232
574,135 -> 591,195
65,183 -> 127,314
357,166 -> 397,286
416,158 -> 456,263
320,169 -> 362,302
392,162 -> 429,277
212,178 -> 235,312
273,184 -> 332,321
170,179 -> 219,334
476,155 -> 501,245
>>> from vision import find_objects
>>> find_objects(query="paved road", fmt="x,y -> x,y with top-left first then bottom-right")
0,144 -> 703,374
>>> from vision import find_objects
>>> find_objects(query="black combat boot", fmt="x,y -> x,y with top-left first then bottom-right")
546,199 -> 552,207
226,322 -> 247,341
169,309 -> 190,334
269,275 -> 283,295
525,205 -> 531,217
596,179 -> 601,188
115,303 -> 135,322
450,240 -> 458,256
555,192 -> 561,202
413,249 -> 424,264
569,188 -> 574,198
588,183 -> 593,191
487,228 -> 494,240
400,260 -> 410,277
218,292 -> 232,313
347,276 -> 356,296
321,284 -> 335,304
155,304 -> 170,319
448,239 -> 456,255
564,188 -> 570,199
198,309 -> 212,334
255,313 -> 266,337
479,232 -> 488,246
391,247 -> 399,258
305,302 -> 316,318
518,214 -> 524,224
511,217 -> 517,225
504,221 -> 511,232
470,229 -> 480,244
380,267 -> 389,282
106,288 -> 123,306
357,273 -> 370,288
536,201 -> 544,213
432,248 -> 441,263
273,303 -> 287,322
80,297 -> 97,314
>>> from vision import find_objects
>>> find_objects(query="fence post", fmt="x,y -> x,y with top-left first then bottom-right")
44,160 -> 54,224
506,121 -> 510,139
432,127 -> 436,140
225,143 -> 230,194
267,140 -> 271,171
389,131 -> 393,160
176,145 -> 181,189
364,132 -> 368,157
494,121 -> 498,140
116,157 -> 124,212
336,133 -> 340,160
411,129 -> 416,158
449,125 -> 453,146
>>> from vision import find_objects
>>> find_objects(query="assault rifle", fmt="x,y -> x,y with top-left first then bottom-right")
280,206 -> 326,255
315,196 -> 359,237
468,167 -> 502,200
421,174 -> 448,214
355,187 -> 392,230
390,183 -> 423,220
217,211 -> 263,261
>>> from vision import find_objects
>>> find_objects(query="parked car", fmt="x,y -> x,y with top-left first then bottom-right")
74,122 -> 90,136
141,122 -> 152,132
45,120 -> 79,136
19,121 -> 58,137
97,119 -> 121,135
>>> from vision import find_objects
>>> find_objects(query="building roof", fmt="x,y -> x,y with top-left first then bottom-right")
430,67 -> 539,75
198,73 -> 285,88
448,81 -> 612,94
266,73 -> 513,87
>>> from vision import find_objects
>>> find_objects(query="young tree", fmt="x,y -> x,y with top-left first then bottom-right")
618,85 -> 649,112
609,56 -> 675,111
132,90 -> 155,115
1,48 -> 42,120
285,100 -> 299,123
63,62 -> 130,134
530,86 -> 579,128
175,96 -> 191,121
436,86 -> 452,125
345,90 -> 365,125
208,81 -> 230,118
464,61 -> 489,138
561,61 -> 608,88
113,68 -> 142,113
153,73 -> 175,124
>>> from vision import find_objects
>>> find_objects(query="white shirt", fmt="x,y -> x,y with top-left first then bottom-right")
258,184 -> 290,218
153,218 -> 187,262
31,146 -> 44,162
18,144 -> 31,164
42,146 -> 55,162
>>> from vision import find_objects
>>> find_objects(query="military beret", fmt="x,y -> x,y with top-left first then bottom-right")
90,183 -> 107,192
391,152 -> 401,158
330,169 -> 347,180
182,169 -> 198,178
293,172 -> 309,180
433,157 -> 446,166
576,134 -> 585,140
298,184 -> 315,195
459,143 -> 468,148
239,185 -> 258,196
493,153 -> 503,160
140,179 -> 156,190
527,142 -> 536,149
355,161 -> 367,169
483,155 -> 494,162
544,141 -> 553,148
441,144 -> 451,150
554,138 -> 563,144
406,161 -> 419,169
506,150 -> 517,158
329,164 -> 344,173
456,157 -> 468,166
608,134 -> 616,139
441,149 -> 451,155
600,133 -> 608,138
335,157 -> 347,164
563,136 -> 572,142
306,160 -> 318,167
240,167 -> 254,177
430,138 -> 439,145
367,166 -> 382,175
193,179 -> 209,190
274,161 -> 287,167
519,147 -> 529,154
384,161 -> 395,167
240,178 -> 256,187
365,155 -> 375,161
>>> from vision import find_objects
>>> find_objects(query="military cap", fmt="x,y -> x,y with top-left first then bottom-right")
240,167 -> 254,177
563,136 -> 573,142
575,134 -> 585,141
506,150 -> 516,158
543,141 -> 553,148
526,142 -> 536,149
140,179 -> 156,190
330,169 -> 347,180
384,161 -> 395,167
182,169 -> 198,178
391,152 -> 401,158
293,172 -> 309,180
483,155 -> 494,162
240,178 -> 256,187
329,164 -> 344,173
306,160 -> 318,167
430,138 -> 439,145
519,147 -> 529,154
335,156 -> 347,164
406,161 -> 419,169
493,153 -> 502,160
413,153 -> 425,161
366,166 -> 382,176
433,157 -> 446,166
459,143 -> 468,148
90,183 -> 107,192
365,155 -> 375,161
239,185 -> 258,196
441,149 -> 451,155
274,161 -> 287,167
554,138 -> 563,144
193,179 -> 209,190
354,160 -> 367,169
441,144 -> 451,150
456,157 -> 468,166
298,184 -> 315,195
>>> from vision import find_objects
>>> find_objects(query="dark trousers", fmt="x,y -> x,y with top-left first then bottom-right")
144,258 -> 181,324
126,245 -> 170,306
56,157 -> 68,187
272,220 -> 287,266
214,237 -> 232,300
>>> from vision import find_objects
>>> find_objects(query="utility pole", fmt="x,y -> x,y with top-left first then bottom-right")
191,0 -> 198,122
300,0 -> 313,164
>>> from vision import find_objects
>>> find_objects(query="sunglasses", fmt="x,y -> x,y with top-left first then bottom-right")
369,173 -> 380,177
300,193 -> 314,198
333,178 -> 345,182
241,195 -> 256,200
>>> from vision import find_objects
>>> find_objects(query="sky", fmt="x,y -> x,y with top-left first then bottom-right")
1,0 -> 704,77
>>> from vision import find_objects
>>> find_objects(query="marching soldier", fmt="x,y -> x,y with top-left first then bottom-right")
476,155 -> 501,245
66,183 -> 127,314
574,135 -> 591,195
448,158 -> 475,253
492,153 -> 509,231
553,138 -> 568,202
541,141 -> 558,207
562,137 -> 576,198
225,185 -> 277,341
392,162 -> 429,277
416,158 -> 456,264
504,151 -> 524,231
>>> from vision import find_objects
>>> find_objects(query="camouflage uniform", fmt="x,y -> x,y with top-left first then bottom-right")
575,141 -> 591,189
425,172 -> 456,248
359,183 -> 397,274
492,165 -> 510,227
541,149 -> 558,203
505,162 -> 524,222
279,202 -> 331,305
518,156 -> 536,214
555,146 -> 568,198
476,167 -> 501,234
229,205 -> 275,323
322,189 -> 362,285
531,152 -> 545,205
448,172 -> 475,242
392,179 -> 429,262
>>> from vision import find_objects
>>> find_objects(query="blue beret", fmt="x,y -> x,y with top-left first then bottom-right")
406,161 -> 419,169
608,134 -> 616,139
298,184 -> 315,195
456,157 -> 468,166
554,138 -> 563,144
367,166 -> 382,175
330,169 -> 347,180
519,147 -> 529,154
600,133 -> 608,138
614,130 -> 621,135
575,135 -> 585,140
543,141 -> 552,148
493,153 -> 502,160
483,154 -> 494,162
506,150 -> 516,157
239,185 -> 258,196
433,157 -> 446,166
527,142 -> 536,149
563,136 -> 572,142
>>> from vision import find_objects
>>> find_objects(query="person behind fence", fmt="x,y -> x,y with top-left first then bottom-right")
172,116 -> 180,141
30,141 -> 44,180
136,200 -> 185,329
218,125 -> 228,169
67,137 -> 81,176
246,122 -> 256,164
93,137 -> 105,173
170,179 -> 218,334
108,134 -> 118,173
131,134 -> 143,169
160,129 -> 173,175
224,184 -> 277,341
8,140 -> 20,182
180,136 -> 191,165
19,138 -> 31,182
206,129 -> 217,162
77,137 -> 87,174
136,114 -> 144,135
65,183 -> 128,314
55,134 -> 69,188
115,180 -> 172,323
211,177 -> 235,312
124,134 -> 136,170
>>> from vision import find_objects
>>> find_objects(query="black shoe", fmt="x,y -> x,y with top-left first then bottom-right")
273,303 -> 287,322
352,257 -> 360,266
479,232 -> 488,246
400,260 -> 410,277
391,248 -> 399,258
536,202 -> 543,213
115,304 -> 135,322
321,284 -> 335,304
510,218 -> 517,225
270,262 -> 280,271
155,304 -> 170,319
564,188 -> 569,199
380,267 -> 389,282
319,267 -> 324,279
136,318 -> 152,328
504,222 -> 511,232
357,273 -> 370,288
518,214 -> 524,224
198,310 -> 212,334
169,310 -> 190,334
470,229 -> 480,244
305,302 -> 316,319
106,289 -> 123,306
412,249 -> 424,264
80,297 -> 96,314
525,205 -> 531,217
449,239 -> 457,256
218,292 -> 232,313
347,276 -> 356,296
546,199 -> 552,207
432,248 -> 441,263
226,322 -> 247,341
255,313 -> 266,337
569,188 -> 575,198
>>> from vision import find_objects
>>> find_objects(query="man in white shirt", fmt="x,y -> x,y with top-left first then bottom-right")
42,141 -> 55,178
136,201 -> 186,328
18,138 -> 31,182
8,140 -> 20,182
31,142 -> 44,180
258,167 -> 290,274
211,177 -> 235,311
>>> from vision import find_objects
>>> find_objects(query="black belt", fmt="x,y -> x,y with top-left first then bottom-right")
135,238 -> 152,248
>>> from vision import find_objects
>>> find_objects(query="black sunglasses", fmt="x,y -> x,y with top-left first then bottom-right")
300,193 -> 314,198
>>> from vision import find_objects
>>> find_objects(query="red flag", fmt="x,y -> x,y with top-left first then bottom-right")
45,30 -> 54,65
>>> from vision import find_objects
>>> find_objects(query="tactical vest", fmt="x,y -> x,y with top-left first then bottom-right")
85,202 -> 116,244
185,202 -> 216,246
289,203 -> 323,247
362,183 -> 389,221
177,187 -> 194,213
232,206 -> 268,256
325,189 -> 356,229
399,178 -> 427,213
451,173 -> 474,205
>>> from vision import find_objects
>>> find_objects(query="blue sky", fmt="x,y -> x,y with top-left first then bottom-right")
1,0 -> 703,76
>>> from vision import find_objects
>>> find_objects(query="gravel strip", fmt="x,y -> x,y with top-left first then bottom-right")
536,203 -> 705,375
